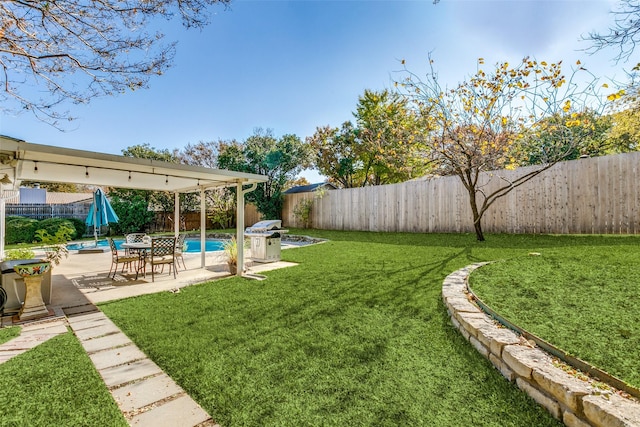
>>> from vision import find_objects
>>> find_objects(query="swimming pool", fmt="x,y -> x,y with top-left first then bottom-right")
66,238 -> 226,252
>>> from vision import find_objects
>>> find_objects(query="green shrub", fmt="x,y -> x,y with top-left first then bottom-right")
5,217 -> 38,244
35,218 -> 78,240
4,248 -> 36,260
68,217 -> 88,238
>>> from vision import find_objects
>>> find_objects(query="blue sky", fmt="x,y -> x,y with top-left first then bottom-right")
0,0 -> 630,182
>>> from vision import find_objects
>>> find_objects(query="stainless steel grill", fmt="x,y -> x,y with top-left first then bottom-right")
245,220 -> 288,263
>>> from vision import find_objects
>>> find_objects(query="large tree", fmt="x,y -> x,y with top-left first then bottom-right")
307,122 -> 364,188
109,143 -> 179,231
0,0 -> 230,126
177,140 -> 236,228
307,89 -> 428,188
399,57 -> 607,241
354,89 -> 428,185
516,109 -> 613,165
217,128 -> 311,219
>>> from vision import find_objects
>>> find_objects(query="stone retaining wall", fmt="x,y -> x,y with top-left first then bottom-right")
442,263 -> 640,427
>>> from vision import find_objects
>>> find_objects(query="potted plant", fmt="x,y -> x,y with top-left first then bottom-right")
34,226 -> 72,266
222,237 -> 238,275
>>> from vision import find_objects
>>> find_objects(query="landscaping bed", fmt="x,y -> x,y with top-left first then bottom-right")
469,238 -> 640,391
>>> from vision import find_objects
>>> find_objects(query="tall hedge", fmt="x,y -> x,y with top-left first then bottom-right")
34,218 -> 78,240
5,217 -> 81,245
5,217 -> 38,244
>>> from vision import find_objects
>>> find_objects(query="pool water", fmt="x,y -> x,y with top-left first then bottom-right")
67,238 -> 225,252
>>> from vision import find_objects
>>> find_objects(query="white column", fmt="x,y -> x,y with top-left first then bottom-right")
235,182 -> 257,278
200,188 -> 206,269
174,192 -> 179,237
236,181 -> 244,277
0,198 -> 5,260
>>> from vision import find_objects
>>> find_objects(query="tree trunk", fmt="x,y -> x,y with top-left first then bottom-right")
473,219 -> 485,242
468,189 -> 485,241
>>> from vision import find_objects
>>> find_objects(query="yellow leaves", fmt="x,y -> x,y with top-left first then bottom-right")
607,90 -> 625,101
478,57 -> 485,65
540,61 -> 547,66
562,100 -> 571,112
602,83 -> 609,88
501,116 -> 508,126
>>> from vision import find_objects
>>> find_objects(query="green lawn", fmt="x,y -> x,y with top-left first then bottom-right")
98,231 -> 575,426
469,237 -> 640,390
2,231 -> 635,426
0,326 -> 20,345
0,332 -> 127,426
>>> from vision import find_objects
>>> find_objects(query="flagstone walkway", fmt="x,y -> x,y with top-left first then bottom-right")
0,308 -> 219,426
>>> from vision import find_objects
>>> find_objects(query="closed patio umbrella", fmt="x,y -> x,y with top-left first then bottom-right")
85,188 -> 119,244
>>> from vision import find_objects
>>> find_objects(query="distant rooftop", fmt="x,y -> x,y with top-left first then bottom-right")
2,189 -> 93,205
283,182 -> 337,194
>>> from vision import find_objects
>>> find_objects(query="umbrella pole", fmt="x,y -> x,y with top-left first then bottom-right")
93,192 -> 98,246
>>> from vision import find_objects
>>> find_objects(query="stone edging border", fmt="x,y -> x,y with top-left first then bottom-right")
193,232 -> 326,245
442,263 -> 640,427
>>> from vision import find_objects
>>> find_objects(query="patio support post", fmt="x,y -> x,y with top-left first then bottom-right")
174,192 -> 179,237
0,198 -> 5,260
236,181 -> 257,277
200,187 -> 206,268
236,181 -> 244,277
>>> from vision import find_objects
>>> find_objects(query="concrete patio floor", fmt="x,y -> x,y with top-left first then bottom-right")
51,247 -> 297,308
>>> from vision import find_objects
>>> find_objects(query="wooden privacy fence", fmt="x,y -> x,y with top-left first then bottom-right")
282,151 -> 640,235
150,206 -> 263,233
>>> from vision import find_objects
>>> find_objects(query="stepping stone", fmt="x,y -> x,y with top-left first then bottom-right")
82,332 -> 133,354
100,359 -> 163,389
128,395 -> 211,427
111,374 -> 184,412
73,322 -> 121,341
89,344 -> 147,370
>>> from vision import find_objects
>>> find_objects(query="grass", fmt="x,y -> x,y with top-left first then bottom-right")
0,326 -> 20,345
469,238 -> 640,389
1,231 -> 635,426
98,231 -> 575,427
0,332 -> 127,426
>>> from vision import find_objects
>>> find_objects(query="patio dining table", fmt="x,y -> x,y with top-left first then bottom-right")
121,242 -> 151,277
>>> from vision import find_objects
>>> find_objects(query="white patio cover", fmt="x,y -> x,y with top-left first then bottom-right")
0,135 -> 267,276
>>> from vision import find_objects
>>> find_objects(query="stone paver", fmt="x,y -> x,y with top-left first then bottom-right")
0,319 -> 68,364
73,322 -> 121,341
111,374 -> 184,412
89,343 -> 148,370
129,395 -> 211,427
82,331 -> 133,354
98,358 -> 164,388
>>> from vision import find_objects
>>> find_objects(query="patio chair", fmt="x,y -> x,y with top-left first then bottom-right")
108,238 -> 141,279
125,233 -> 147,255
146,237 -> 177,282
175,234 -> 186,270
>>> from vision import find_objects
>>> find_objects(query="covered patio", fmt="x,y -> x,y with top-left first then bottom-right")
0,134 -> 268,275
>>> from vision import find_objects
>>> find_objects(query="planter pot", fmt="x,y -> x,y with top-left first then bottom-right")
13,262 -> 51,321
228,263 -> 237,275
